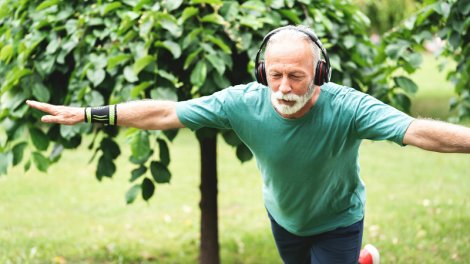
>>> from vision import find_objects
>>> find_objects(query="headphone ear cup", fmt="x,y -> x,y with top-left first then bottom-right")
255,61 -> 268,86
314,60 -> 329,86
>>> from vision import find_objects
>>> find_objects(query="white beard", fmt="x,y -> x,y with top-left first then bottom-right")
271,82 -> 315,116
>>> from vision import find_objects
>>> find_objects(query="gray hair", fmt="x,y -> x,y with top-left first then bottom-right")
265,25 -> 321,66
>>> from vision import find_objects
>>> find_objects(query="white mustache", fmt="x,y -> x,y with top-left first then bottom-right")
272,91 -> 302,102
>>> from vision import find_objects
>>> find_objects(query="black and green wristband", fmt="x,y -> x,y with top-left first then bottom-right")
84,105 -> 117,125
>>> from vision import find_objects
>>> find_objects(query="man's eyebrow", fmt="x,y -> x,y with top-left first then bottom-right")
289,71 -> 306,75
268,68 -> 306,74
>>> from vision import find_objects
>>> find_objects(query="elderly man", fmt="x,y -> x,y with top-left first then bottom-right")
27,25 -> 470,264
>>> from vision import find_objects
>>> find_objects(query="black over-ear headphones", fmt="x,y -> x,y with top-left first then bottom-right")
254,26 -> 331,86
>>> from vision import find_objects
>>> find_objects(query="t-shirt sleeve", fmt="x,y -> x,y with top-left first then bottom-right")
353,93 -> 414,146
175,90 -> 231,131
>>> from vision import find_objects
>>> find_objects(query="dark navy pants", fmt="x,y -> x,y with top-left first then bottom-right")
268,212 -> 364,264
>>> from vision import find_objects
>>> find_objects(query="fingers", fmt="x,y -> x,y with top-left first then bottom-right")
27,100 -> 84,125
41,115 -> 59,123
41,115 -> 76,125
26,100 -> 57,115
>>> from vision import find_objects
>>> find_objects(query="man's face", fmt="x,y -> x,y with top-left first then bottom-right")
265,39 -> 316,116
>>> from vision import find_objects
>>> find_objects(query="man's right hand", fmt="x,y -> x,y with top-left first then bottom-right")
26,100 -> 84,126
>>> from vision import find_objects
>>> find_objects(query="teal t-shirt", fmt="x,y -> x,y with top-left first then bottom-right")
176,82 -> 414,236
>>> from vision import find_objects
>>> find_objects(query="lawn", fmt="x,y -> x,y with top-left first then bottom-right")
0,53 -> 469,263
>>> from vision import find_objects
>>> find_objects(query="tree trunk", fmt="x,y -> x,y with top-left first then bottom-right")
198,132 -> 220,264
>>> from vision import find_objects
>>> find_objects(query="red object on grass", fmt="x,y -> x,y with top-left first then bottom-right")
358,244 -> 380,264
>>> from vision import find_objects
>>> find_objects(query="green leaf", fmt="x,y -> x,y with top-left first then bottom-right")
131,81 -> 153,98
34,56 -> 55,77
433,2 -> 450,18
24,160 -> 31,172
29,127 -> 49,151
32,82 -> 51,102
130,165 -> 147,182
150,87 -> 178,101
163,0 -> 183,11
404,53 -> 422,69
241,0 -> 267,12
87,68 -> 106,87
212,73 -> 230,88
385,41 -> 408,60
155,40 -> 181,59
125,184 -> 141,204
32,151 -> 50,172
163,129 -> 179,142
390,93 -> 411,113
100,137 -> 121,160
85,90 -> 105,106
12,142 -> 28,166
180,7 -> 199,23
190,0 -> 223,4
206,54 -> 225,75
60,124 -> 80,140
206,35 -> 232,54
107,54 -> 132,70
458,0 -> 470,15
201,13 -> 226,25
393,76 -> 418,94
96,155 -> 116,180
133,55 -> 154,75
158,14 -> 182,37
49,143 -> 63,162
157,70 -> 178,84
46,37 -> 60,54
448,31 -> 461,49
157,138 -> 170,166
36,0 -> 59,11
139,14 -> 154,36
190,60 -> 207,87
124,66 -> 139,83
343,35 -> 355,49
183,28 -> 202,49
101,2 -> 122,16
236,143 -> 252,163
184,48 -> 202,70
239,15 -> 263,30
1,68 -> 33,93
220,1 -> 240,20
269,0 -> 284,8
150,161 -> 171,183
278,9 -> 301,24
129,131 -> 151,164
0,44 -> 14,63
141,177 -> 155,201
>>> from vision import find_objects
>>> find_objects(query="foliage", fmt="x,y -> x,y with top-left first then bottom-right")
379,0 -> 470,121
353,0 -> 421,34
0,0 -> 424,201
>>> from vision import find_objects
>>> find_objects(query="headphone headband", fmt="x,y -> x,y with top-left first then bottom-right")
254,26 -> 331,86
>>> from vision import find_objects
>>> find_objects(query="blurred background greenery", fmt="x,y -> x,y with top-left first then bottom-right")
354,0 -> 421,35
1,0 -> 469,263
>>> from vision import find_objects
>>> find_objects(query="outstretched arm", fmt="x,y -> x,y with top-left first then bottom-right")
403,119 -> 470,153
26,100 -> 185,130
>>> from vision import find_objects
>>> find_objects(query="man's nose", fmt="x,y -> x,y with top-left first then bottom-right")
279,76 -> 291,94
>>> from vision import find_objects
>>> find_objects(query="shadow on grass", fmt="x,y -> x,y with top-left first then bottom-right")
4,231 -> 279,264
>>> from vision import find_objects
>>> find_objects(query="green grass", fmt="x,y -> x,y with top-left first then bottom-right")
1,53 -> 469,263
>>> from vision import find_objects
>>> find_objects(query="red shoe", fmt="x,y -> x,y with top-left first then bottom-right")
358,244 -> 380,264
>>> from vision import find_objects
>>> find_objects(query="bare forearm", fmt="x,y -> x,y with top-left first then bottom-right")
26,99 -> 185,130
403,119 -> 470,153
116,100 -> 184,130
